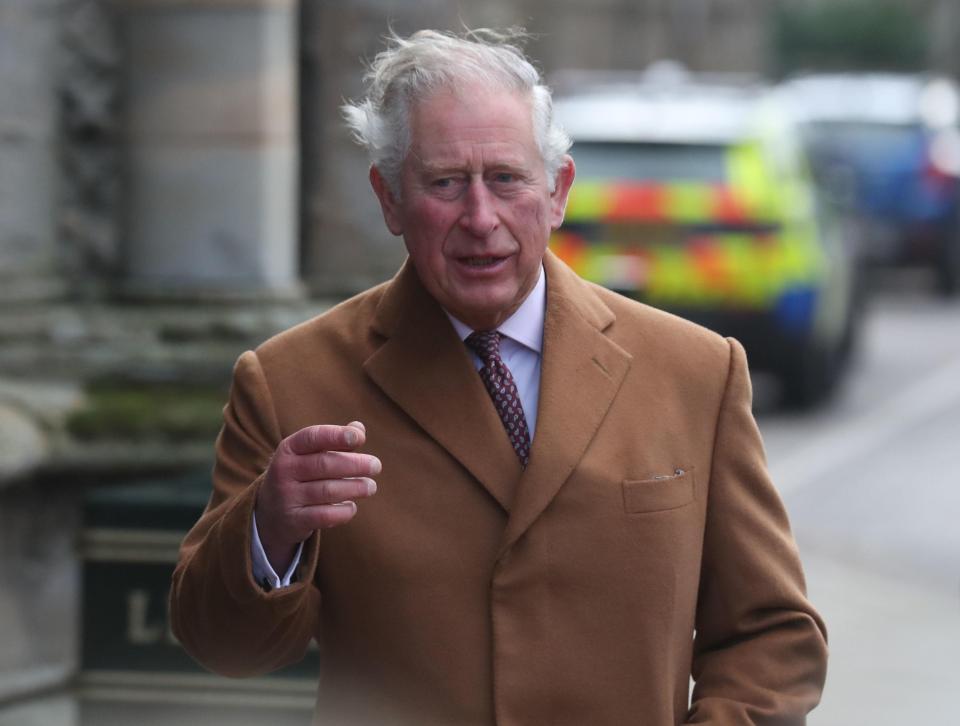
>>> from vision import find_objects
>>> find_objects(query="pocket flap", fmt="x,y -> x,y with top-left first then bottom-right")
622,468 -> 695,513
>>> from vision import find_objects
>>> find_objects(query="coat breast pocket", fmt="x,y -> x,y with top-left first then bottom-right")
622,467 -> 695,514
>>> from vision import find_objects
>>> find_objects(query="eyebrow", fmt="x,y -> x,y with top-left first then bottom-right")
417,160 -> 529,176
417,163 -> 464,176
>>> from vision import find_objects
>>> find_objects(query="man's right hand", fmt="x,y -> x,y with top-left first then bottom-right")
255,421 -> 380,573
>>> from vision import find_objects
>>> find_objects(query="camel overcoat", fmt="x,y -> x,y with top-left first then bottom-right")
170,251 -> 827,725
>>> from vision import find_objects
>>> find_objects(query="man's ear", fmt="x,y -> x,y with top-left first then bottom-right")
370,166 -> 404,236
549,155 -> 576,230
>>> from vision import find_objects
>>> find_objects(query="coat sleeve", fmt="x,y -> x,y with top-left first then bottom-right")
169,350 -> 322,678
686,338 -> 828,724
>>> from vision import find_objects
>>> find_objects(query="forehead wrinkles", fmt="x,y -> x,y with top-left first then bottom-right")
406,86 -> 537,160
410,113 -> 532,151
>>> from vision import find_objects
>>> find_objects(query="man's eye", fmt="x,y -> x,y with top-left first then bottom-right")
492,172 -> 516,183
432,178 -> 453,188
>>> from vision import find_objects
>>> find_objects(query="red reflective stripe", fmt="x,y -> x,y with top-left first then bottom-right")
688,236 -> 735,291
549,232 -> 587,269
608,184 -> 667,222
712,186 -> 748,223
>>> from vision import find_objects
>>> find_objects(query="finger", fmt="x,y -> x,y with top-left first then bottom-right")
295,501 -> 358,529
295,477 -> 377,506
292,450 -> 381,482
286,424 -> 365,455
347,420 -> 366,434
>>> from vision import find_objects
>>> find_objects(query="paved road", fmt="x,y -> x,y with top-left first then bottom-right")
757,273 -> 960,726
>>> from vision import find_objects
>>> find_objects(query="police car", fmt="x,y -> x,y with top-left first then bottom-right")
550,66 -> 862,407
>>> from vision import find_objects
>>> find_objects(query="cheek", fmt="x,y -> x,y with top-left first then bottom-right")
404,202 -> 455,251
508,198 -> 552,247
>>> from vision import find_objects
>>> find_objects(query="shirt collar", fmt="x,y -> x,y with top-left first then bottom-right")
445,264 -> 545,354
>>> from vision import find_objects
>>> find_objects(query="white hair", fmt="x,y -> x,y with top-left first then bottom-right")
341,28 -> 571,196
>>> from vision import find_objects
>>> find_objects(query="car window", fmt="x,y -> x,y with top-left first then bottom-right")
571,142 -> 728,183
806,122 -> 919,153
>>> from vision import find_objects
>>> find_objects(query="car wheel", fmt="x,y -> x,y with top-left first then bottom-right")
779,341 -> 839,410
935,223 -> 960,296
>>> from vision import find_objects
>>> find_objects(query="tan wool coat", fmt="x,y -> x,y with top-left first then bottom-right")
170,251 -> 828,725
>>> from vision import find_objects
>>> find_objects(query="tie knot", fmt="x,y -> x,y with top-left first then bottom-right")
465,330 -> 502,363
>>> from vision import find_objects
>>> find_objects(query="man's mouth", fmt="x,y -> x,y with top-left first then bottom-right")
461,256 -> 505,267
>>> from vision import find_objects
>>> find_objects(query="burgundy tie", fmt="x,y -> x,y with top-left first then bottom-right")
465,331 -> 531,468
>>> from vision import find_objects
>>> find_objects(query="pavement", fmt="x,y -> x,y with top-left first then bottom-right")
758,277 -> 960,726
801,554 -> 960,726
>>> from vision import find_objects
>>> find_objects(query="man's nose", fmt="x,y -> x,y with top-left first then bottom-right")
458,180 -> 499,237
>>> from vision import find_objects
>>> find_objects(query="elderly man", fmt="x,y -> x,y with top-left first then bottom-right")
171,28 -> 827,725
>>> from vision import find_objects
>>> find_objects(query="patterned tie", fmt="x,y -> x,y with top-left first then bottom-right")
465,331 -> 531,468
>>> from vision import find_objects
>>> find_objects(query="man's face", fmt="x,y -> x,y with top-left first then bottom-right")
371,85 -> 574,331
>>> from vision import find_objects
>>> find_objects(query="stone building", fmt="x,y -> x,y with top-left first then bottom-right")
1,0 -> 952,723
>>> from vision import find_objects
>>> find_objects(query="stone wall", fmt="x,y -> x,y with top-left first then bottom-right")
60,0 -> 123,298
0,0 -> 65,302
115,0 -> 301,300
0,483 -> 80,713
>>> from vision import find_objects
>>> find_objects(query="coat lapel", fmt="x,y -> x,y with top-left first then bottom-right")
498,252 -> 632,557
363,261 -> 522,512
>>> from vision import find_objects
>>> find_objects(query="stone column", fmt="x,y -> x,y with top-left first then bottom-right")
114,0 -> 300,299
0,0 -> 65,302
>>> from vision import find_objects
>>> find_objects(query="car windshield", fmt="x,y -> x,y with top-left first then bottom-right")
805,121 -> 920,153
571,141 -> 728,183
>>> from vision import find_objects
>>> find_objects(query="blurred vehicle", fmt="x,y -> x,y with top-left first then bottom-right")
782,73 -> 960,295
549,66 -> 863,407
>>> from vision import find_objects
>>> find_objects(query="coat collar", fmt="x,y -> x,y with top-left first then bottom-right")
364,259 -> 523,510
363,251 -> 632,553
500,252 -> 631,556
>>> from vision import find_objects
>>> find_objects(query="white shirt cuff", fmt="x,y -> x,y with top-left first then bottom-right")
251,511 -> 303,590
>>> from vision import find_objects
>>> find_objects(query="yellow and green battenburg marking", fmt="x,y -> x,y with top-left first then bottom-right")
552,174 -> 824,310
